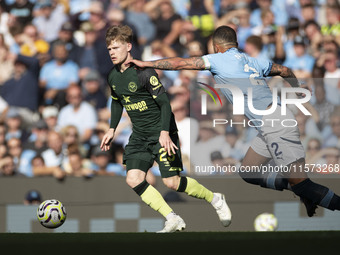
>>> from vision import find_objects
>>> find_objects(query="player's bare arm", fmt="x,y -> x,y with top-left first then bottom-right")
268,63 -> 312,97
128,57 -> 206,70
100,128 -> 115,151
268,63 -> 300,88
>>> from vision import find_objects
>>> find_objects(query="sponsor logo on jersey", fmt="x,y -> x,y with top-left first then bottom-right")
124,100 -> 148,112
128,82 -> 137,92
123,95 -> 131,103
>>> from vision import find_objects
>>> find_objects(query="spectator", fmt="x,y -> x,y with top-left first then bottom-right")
250,0 -> 287,28
42,105 -> 59,131
307,147 -> 340,174
235,8 -> 252,51
87,1 -> 110,41
4,108 -> 30,143
313,83 -> 335,131
244,35 -> 265,59
33,0 -> 68,43
252,9 -> 275,36
39,42 -> 79,108
191,120 -> 225,169
24,189 -> 42,205
187,0 -> 216,43
77,21 -> 112,80
60,124 -> 88,156
65,148 -> 93,177
57,84 -> 97,143
90,145 -> 124,176
0,153 -> 23,177
171,98 -> 199,159
7,137 -> 36,177
221,126 -> 247,162
41,130 -> 67,169
1,54 -> 40,124
19,23 -> 50,58
23,119 -> 49,155
0,122 -> 6,146
321,4 -> 340,37
322,51 -> 340,105
324,107 -> 340,149
32,154 -> 65,180
300,3 -> 317,23
5,0 -> 35,26
124,0 -> 155,47
49,21 -> 82,65
145,0 -> 183,54
283,35 -> 315,78
306,138 -> 322,164
82,69 -> 108,110
303,20 -> 323,59
0,34 -> 14,85
0,96 -> 9,123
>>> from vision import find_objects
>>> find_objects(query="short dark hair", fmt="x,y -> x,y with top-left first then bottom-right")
212,26 -> 238,47
246,35 -> 263,51
105,25 -> 133,45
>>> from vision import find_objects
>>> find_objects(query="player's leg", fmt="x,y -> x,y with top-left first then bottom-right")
286,158 -> 340,215
156,133 -> 231,227
125,161 -> 175,217
240,136 -> 290,191
162,174 -> 232,227
125,161 -> 185,233
263,106 -> 340,215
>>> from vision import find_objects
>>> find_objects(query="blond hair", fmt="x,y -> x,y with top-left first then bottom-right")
105,25 -> 133,45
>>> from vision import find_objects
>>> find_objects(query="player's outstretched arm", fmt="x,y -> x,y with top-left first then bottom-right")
268,63 -> 300,88
128,57 -> 206,70
268,63 -> 312,96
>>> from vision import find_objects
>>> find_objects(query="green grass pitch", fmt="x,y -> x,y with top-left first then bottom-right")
1,231 -> 338,255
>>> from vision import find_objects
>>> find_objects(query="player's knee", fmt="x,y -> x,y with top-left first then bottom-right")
162,176 -> 180,191
239,171 -> 260,185
126,174 -> 144,188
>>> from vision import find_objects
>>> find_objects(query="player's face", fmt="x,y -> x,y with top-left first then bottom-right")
107,40 -> 132,65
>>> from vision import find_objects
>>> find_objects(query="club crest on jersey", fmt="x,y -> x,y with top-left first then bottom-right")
111,84 -> 116,90
128,82 -> 137,92
150,76 -> 159,86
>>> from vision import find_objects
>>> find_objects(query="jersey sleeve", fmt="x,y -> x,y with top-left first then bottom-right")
141,68 -> 166,98
139,68 -> 171,131
107,69 -> 123,129
256,57 -> 273,77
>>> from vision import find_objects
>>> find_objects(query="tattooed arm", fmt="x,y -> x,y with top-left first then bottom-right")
267,63 -> 300,88
128,57 -> 206,70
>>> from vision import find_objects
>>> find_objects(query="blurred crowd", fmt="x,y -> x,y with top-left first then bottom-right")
0,0 -> 339,179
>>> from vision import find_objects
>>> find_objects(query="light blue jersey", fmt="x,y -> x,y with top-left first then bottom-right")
202,48 -> 275,126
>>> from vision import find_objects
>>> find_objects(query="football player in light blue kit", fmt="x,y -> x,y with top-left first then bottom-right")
129,26 -> 340,217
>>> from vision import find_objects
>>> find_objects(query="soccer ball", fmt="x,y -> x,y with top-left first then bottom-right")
37,199 -> 67,229
254,213 -> 278,232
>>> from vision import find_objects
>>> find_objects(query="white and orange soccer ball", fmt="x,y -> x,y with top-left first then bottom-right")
254,213 -> 278,232
37,199 -> 67,229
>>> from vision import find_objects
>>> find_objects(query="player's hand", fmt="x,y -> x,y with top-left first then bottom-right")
159,131 -> 178,156
296,82 -> 312,98
100,128 -> 115,151
126,59 -> 148,68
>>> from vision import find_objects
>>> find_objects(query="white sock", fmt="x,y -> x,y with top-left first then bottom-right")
211,193 -> 220,206
165,211 -> 177,221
